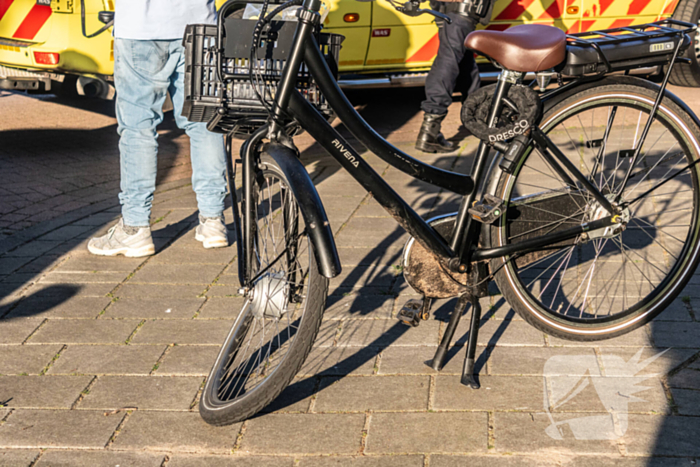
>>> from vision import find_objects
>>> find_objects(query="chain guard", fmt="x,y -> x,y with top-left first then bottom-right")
402,213 -> 467,299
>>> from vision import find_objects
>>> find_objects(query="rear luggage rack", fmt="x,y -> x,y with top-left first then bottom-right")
562,19 -> 697,77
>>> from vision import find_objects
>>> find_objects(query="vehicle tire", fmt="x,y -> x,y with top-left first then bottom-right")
669,0 -> 700,86
489,81 -> 700,340
199,153 -> 328,426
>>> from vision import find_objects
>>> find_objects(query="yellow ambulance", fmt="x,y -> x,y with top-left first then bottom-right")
0,0 -> 698,94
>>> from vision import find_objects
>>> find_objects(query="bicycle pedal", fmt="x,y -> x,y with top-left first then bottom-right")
468,194 -> 504,224
398,299 -> 424,327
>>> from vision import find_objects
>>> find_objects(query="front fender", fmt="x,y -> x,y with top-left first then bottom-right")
264,143 -> 341,279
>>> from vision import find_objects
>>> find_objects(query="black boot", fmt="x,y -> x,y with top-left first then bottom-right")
415,112 -> 456,153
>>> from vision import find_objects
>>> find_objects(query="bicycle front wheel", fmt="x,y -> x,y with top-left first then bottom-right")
490,79 -> 700,340
200,154 -> 328,425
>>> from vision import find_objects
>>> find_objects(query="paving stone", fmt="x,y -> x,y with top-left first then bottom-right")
196,296 -> 246,319
0,345 -> 61,375
38,225 -> 95,242
79,375 -> 202,410
6,241 -> 65,257
39,271 -> 127,284
241,413 -> 365,454
48,345 -> 165,375
367,412 -> 487,454
649,322 -> 700,348
29,320 -> 140,344
112,411 -> 240,453
671,388 -> 700,416
14,255 -> 63,274
56,255 -> 144,272
336,319 -> 440,347
6,296 -> 111,319
115,284 -> 206,299
669,369 -> 700,389
297,456 -> 424,467
156,345 -> 219,376
328,266 -> 397,293
430,455 -> 558,467
104,298 -> 205,319
595,347 -> 698,377
168,455 -> 293,467
0,257 -> 32,275
454,319 -> 546,346
149,244 -> 236,264
548,325 -> 653,347
548,376 -> 669,414
0,320 -> 43,344
27,282 -> 116,298
336,246 -> 404,267
35,450 -> 165,467
0,410 -> 122,448
653,300 -> 694,321
130,264 -> 224,285
487,346 -> 598,376
0,375 -> 92,408
494,412 -> 619,453
315,375 -> 429,412
622,414 -> 700,456
130,320 -> 232,345
434,376 -> 543,411
560,456 -> 694,467
261,377 -> 317,413
324,294 -> 394,320
299,346 -> 378,376
0,449 -> 40,466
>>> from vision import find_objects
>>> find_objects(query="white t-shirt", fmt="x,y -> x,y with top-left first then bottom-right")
114,0 -> 217,40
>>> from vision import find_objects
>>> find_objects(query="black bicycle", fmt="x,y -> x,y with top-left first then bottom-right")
183,0 -> 700,425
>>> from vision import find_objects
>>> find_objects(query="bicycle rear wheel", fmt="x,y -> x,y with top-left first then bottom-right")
490,79 -> 700,340
200,154 -> 328,425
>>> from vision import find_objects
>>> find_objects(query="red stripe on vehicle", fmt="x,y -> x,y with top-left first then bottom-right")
663,0 -> 679,14
609,18 -> 635,28
407,33 -> 439,63
627,0 -> 651,15
598,0 -> 616,15
0,0 -> 15,22
495,0 -> 536,21
12,4 -> 52,40
538,0 -> 564,20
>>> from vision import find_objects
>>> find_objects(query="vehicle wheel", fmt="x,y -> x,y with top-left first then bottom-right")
669,0 -> 700,86
489,81 -> 700,340
199,153 -> 328,426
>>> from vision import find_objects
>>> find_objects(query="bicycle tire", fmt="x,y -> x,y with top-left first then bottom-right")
669,0 -> 700,87
489,80 -> 700,340
200,153 -> 328,426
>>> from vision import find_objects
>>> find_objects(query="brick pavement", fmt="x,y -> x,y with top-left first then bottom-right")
0,86 -> 699,465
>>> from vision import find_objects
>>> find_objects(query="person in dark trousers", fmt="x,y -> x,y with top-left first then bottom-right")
416,0 -> 490,153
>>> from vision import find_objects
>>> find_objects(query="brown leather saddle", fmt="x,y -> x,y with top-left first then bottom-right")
465,24 -> 567,72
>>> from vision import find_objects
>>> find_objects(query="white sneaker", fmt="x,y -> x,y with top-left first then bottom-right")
87,219 -> 155,257
195,215 -> 229,249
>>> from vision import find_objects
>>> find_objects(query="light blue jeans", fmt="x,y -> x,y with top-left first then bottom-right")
114,38 -> 226,227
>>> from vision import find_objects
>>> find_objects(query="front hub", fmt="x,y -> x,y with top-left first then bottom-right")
250,272 -> 290,319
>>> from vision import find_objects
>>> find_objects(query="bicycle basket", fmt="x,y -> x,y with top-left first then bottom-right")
182,13 -> 344,139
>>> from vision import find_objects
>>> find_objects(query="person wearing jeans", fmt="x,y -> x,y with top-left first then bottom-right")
88,0 -> 228,257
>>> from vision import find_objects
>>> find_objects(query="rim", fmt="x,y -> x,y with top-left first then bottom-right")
206,168 -> 313,407
497,92 -> 700,331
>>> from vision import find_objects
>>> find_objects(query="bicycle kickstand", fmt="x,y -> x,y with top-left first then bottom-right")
461,294 -> 482,389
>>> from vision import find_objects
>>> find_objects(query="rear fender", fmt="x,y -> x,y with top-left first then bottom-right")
264,143 -> 341,279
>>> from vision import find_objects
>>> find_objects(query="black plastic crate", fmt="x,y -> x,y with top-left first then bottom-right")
562,19 -> 695,76
183,14 -> 343,137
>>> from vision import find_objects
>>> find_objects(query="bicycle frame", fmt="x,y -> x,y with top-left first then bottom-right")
239,0 -> 623,282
